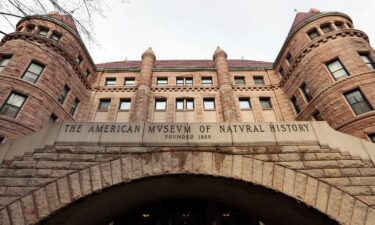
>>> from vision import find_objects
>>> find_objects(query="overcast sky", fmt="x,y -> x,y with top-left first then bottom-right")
2,1 -> 375,64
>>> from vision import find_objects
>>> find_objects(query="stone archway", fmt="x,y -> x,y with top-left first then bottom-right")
1,151 -> 374,225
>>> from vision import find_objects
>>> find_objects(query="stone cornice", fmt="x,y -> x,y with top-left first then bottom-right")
0,32 -> 91,89
280,29 -> 368,87
274,11 -> 352,66
16,15 -> 96,69
96,67 -> 271,73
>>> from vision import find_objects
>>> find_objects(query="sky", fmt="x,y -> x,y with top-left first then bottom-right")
2,0 -> 375,64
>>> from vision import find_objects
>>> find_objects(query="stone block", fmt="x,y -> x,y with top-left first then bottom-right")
273,122 -> 318,145
230,122 -> 276,146
99,123 -> 144,145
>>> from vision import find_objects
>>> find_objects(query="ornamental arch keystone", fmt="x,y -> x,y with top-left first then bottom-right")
0,122 -> 375,225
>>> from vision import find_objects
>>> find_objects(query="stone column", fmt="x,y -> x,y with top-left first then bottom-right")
213,47 -> 239,122
130,48 -> 156,122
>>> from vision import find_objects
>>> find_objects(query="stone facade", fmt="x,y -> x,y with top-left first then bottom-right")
1,8 -> 375,225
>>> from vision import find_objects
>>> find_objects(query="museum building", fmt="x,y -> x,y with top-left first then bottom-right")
0,8 -> 375,225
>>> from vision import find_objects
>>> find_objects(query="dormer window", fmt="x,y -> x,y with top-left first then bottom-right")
307,28 -> 320,40
38,27 -> 49,36
51,32 -> 61,42
321,24 -> 333,33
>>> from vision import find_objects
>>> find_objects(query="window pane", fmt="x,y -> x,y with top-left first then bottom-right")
313,111 -> 323,121
70,99 -> 79,115
51,33 -> 61,41
125,78 -> 135,86
106,78 -> 116,86
0,105 -> 19,118
254,76 -> 264,85
239,98 -> 251,109
185,78 -> 193,85
301,83 -> 312,101
308,29 -> 319,40
369,134 -> 375,143
98,100 -> 110,110
157,78 -> 168,85
28,63 -> 44,74
38,29 -> 48,36
155,100 -> 167,110
22,72 -> 38,83
176,100 -> 184,110
234,77 -> 245,85
345,90 -> 372,115
321,25 -> 332,33
119,100 -> 131,110
8,93 -> 26,107
327,61 -> 343,72
203,99 -> 215,110
260,98 -> 272,109
202,77 -> 212,85
186,99 -> 194,110
176,78 -> 184,85
0,58 -> 10,67
361,55 -> 375,70
332,69 -> 348,79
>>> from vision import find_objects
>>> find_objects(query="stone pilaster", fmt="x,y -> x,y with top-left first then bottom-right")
130,48 -> 156,122
213,47 -> 239,122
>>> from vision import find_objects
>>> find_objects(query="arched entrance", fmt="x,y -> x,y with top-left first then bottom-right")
37,175 -> 338,225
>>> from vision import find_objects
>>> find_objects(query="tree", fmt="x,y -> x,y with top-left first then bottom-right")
0,0 -> 110,45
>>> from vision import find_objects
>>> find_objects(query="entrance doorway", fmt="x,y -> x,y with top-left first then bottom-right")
112,199 -> 263,225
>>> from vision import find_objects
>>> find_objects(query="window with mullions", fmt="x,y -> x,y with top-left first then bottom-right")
98,99 -> 111,111
360,53 -> 375,70
326,59 -> 349,80
176,77 -> 193,86
345,89 -> 373,115
156,77 -> 168,86
155,99 -> 167,110
119,99 -> 131,111
22,61 -> 45,83
58,85 -> 70,104
300,83 -> 313,102
290,96 -> 301,114
0,92 -> 26,118
239,98 -> 251,109
201,77 -> 213,85
203,98 -> 215,110
0,56 -> 11,73
307,28 -> 320,40
176,98 -> 194,110
260,97 -> 272,109
105,78 -> 116,86
234,76 -> 245,85
124,78 -> 136,87
70,98 -> 79,116
253,76 -> 265,85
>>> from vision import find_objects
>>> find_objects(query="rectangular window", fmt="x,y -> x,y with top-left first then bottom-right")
360,53 -> 375,70
0,56 -> 11,73
70,98 -> 79,116
203,98 -> 215,110
307,28 -> 320,40
176,98 -> 194,110
105,78 -> 116,86
0,92 -> 26,118
279,68 -> 285,77
286,53 -> 293,64
156,77 -> 168,86
83,69 -> 90,78
201,77 -> 213,85
176,77 -> 193,86
335,21 -> 345,30
300,83 -> 312,102
124,78 -> 136,87
312,110 -> 323,121
291,96 -> 301,114
38,27 -> 49,36
76,55 -> 83,65
22,61 -> 45,83
368,134 -> 375,143
260,97 -> 272,109
58,85 -> 70,104
26,25 -> 35,33
51,32 -> 61,42
253,76 -> 265,85
326,59 -> 349,80
321,24 -> 333,33
345,89 -> 373,115
119,99 -> 131,111
49,113 -> 58,123
155,99 -> 167,110
239,97 -> 251,109
98,99 -> 111,111
234,76 -> 245,85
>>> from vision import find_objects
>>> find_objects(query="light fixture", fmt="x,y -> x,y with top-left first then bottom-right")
222,213 -> 230,217
142,213 -> 150,218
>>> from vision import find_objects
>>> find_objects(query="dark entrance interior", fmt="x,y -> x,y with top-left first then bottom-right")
113,199 -> 262,225
38,175 -> 338,225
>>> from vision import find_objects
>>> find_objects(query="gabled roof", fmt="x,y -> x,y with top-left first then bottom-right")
96,59 -> 273,70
